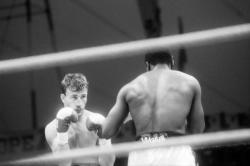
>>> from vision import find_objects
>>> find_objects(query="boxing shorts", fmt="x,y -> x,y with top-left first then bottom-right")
128,131 -> 196,166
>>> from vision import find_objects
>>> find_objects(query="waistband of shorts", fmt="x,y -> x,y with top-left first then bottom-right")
136,131 -> 184,141
72,163 -> 100,166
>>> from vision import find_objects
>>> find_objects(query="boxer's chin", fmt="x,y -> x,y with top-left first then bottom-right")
75,108 -> 83,116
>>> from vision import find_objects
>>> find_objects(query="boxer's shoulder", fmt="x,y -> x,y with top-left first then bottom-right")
85,110 -> 105,122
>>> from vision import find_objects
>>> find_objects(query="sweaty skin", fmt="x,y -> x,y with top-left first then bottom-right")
101,65 -> 205,138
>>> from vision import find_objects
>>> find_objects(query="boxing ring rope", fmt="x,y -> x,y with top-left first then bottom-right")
0,23 -> 250,74
1,129 -> 250,165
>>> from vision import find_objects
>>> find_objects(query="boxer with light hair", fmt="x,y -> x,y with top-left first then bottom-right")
87,51 -> 205,166
45,73 -> 115,166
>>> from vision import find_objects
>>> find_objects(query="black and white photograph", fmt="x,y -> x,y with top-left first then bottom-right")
0,0 -> 250,166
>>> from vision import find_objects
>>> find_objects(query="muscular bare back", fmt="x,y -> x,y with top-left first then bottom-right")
125,68 -> 202,136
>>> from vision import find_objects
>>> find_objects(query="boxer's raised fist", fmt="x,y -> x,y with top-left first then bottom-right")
56,107 -> 78,133
86,114 -> 104,136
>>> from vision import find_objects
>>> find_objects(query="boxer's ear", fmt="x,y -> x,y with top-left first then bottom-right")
145,62 -> 151,71
60,93 -> 65,103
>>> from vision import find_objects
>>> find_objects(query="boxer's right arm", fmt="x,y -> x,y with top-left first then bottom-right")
45,124 -> 71,166
45,107 -> 77,152
45,107 -> 77,166
187,79 -> 205,134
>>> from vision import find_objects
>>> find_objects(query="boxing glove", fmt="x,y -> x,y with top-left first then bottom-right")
56,107 -> 78,133
86,114 -> 104,136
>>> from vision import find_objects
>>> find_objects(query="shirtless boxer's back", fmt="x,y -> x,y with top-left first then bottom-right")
87,51 -> 205,166
127,67 -> 204,136
124,52 -> 205,166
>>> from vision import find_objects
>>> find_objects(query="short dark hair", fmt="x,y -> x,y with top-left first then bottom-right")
61,73 -> 88,94
145,51 -> 174,68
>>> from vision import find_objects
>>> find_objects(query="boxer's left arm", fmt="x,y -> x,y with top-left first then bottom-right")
101,85 -> 129,139
87,113 -> 115,166
98,138 -> 115,166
